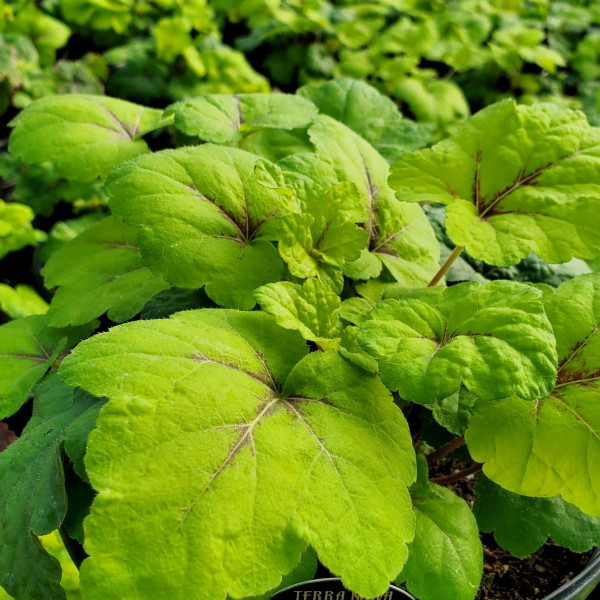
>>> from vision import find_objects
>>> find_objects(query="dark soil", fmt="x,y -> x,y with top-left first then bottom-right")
430,457 -> 594,600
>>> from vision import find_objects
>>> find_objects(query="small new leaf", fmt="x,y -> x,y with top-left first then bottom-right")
255,279 -> 342,346
390,100 -> 600,266
43,216 -> 169,327
9,94 -> 166,182
358,281 -> 557,404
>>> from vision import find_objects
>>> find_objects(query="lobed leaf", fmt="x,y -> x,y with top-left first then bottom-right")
298,78 -> 431,162
167,93 -> 318,144
0,376 -> 102,600
43,216 -> 169,327
59,310 -> 416,600
9,95 -> 166,182
105,145 -> 294,309
358,280 -> 557,405
390,100 -> 600,265
255,279 -> 342,346
0,315 -> 94,419
280,116 -> 440,287
466,274 -> 600,516
474,475 -> 600,558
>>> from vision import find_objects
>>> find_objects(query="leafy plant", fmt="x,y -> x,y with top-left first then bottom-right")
1,81 -> 600,600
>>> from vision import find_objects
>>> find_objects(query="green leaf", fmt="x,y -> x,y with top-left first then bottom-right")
42,216 -> 169,327
274,183 -> 369,292
358,280 -> 557,404
255,279 -> 342,346
466,274 -> 600,516
9,95 -> 166,182
430,386 -> 480,435
0,315 -> 95,419
167,93 -> 318,145
0,284 -> 48,319
0,375 -> 102,600
0,200 -> 46,259
298,78 -> 430,162
280,116 -> 439,287
141,288 -> 211,320
389,100 -> 600,266
338,326 -> 379,374
59,311 -> 416,600
474,475 -> 600,559
398,481 -> 482,600
105,145 -> 294,309
248,548 -> 318,600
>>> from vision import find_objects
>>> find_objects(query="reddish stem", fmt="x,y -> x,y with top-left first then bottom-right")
426,435 -> 465,463
431,463 -> 482,485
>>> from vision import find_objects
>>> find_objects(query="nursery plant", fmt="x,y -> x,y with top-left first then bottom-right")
1,80 -> 600,600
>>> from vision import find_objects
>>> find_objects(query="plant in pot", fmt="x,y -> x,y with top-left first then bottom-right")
1,80 -> 599,600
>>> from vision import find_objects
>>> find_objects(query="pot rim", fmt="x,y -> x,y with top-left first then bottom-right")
542,548 -> 600,600
271,549 -> 600,599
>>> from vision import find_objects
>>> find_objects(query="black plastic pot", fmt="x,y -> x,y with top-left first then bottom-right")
271,550 -> 600,599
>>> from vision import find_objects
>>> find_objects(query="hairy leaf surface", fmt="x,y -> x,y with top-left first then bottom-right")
59,310 -> 416,600
280,116 -> 439,287
0,376 -> 102,600
9,95 -> 166,181
474,475 -> 600,558
43,216 -> 168,327
390,100 -> 600,265
466,274 -> 600,516
106,145 -> 294,309
358,281 -> 557,404
398,477 -> 482,600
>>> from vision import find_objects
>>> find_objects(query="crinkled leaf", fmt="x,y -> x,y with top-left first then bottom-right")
0,315 -> 94,419
298,78 -> 430,162
0,200 -> 46,260
255,279 -> 342,346
43,216 -> 169,327
106,145 -> 294,309
280,116 -> 439,287
466,274 -> 600,516
358,281 -> 557,404
0,284 -> 48,319
0,375 -> 102,600
398,480 -> 482,600
274,183 -> 368,292
167,93 -> 318,145
59,311 -> 416,600
390,100 -> 600,266
9,95 -> 166,182
474,475 -> 600,559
